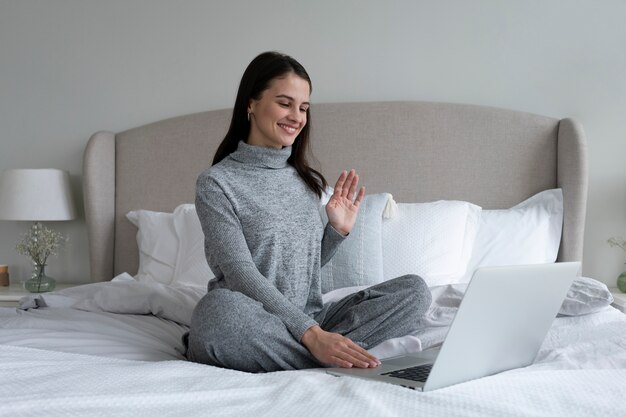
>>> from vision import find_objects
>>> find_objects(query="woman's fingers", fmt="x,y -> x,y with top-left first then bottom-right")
348,340 -> 380,365
333,169 -> 364,204
302,326 -> 380,369
331,338 -> 380,368
342,170 -> 355,196
332,349 -> 378,368
353,186 -> 365,207
332,357 -> 355,368
347,348 -> 378,367
335,170 -> 356,196
332,356 -> 362,368
333,170 -> 348,193
332,351 -> 370,368
346,173 -> 358,200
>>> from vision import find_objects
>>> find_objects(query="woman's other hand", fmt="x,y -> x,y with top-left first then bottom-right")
301,325 -> 380,368
325,169 -> 365,236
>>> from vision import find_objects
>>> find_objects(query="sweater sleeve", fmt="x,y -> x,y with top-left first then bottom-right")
320,223 -> 346,267
195,175 -> 318,341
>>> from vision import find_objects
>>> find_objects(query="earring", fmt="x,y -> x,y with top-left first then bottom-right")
247,112 -> 251,122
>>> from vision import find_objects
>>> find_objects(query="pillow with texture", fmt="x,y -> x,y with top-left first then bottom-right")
459,189 -> 563,283
172,204 -> 215,288
126,209 -> 178,284
382,200 -> 481,287
320,193 -> 392,293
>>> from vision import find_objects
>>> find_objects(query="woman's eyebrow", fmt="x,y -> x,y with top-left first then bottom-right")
275,94 -> 310,106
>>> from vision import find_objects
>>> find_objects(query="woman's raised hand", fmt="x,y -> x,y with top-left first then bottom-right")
325,169 -> 365,236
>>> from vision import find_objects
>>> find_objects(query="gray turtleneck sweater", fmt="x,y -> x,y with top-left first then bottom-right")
195,141 -> 346,341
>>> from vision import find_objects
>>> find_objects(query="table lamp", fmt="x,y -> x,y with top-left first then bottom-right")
0,169 -> 77,292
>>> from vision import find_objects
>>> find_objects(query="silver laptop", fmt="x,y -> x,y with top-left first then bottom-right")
327,262 -> 579,391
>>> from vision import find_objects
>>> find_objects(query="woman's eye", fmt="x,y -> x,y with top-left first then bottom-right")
279,102 -> 289,108
300,108 -> 308,113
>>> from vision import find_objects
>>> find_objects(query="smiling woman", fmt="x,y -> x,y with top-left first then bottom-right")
185,51 -> 432,373
211,51 -> 323,198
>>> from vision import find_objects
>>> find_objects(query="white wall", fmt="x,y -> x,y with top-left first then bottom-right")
1,0 -> 625,286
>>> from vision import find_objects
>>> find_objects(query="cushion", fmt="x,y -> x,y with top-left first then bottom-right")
172,204 -> 215,288
381,200 -> 481,287
126,204 -> 215,287
320,193 -> 392,293
126,209 -> 178,284
459,189 -> 563,283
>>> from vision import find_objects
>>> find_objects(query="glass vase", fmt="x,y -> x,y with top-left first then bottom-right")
617,271 -> 626,293
24,263 -> 56,293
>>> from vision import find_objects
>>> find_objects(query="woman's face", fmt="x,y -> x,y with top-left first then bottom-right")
247,72 -> 310,149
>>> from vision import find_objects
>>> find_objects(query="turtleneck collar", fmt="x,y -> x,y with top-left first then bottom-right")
229,140 -> 292,169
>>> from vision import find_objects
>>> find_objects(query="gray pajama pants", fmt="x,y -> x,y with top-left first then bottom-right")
185,274 -> 431,373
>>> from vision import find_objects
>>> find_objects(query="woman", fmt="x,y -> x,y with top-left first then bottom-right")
186,51 -> 431,372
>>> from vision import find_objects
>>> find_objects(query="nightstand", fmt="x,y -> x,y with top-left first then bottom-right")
0,283 -> 76,308
609,288 -> 626,313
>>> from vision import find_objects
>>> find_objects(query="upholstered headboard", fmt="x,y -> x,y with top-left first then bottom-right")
83,101 -> 587,282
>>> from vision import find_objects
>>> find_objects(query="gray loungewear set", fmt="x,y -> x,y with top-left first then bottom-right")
186,141 -> 431,372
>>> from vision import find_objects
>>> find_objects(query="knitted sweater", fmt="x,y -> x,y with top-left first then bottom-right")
195,141 -> 346,341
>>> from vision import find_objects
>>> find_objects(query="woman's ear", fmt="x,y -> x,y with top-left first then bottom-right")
247,99 -> 256,115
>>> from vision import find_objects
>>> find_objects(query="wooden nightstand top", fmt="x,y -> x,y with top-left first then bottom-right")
0,282 -> 77,302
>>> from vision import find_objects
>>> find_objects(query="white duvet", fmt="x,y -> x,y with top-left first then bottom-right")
1,278 -> 625,416
0,274 -> 194,361
0,275 -> 422,361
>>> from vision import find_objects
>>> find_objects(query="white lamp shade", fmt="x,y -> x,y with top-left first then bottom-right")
0,169 -> 77,221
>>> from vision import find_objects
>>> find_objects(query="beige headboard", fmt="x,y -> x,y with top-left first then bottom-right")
83,101 -> 587,282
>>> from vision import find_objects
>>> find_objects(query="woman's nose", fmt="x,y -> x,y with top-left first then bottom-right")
289,108 -> 304,123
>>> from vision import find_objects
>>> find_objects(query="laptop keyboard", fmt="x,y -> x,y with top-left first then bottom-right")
381,364 -> 433,382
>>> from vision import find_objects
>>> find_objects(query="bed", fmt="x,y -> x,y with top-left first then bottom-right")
2,101 -> 626,416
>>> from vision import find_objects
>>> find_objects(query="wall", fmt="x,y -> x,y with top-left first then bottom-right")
0,0 -> 625,286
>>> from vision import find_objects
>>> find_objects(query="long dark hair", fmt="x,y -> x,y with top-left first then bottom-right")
213,51 -> 327,198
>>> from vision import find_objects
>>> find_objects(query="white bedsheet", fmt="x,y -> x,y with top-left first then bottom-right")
1,306 -> 626,416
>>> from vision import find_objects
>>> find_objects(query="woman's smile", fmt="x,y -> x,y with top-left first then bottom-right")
247,72 -> 310,149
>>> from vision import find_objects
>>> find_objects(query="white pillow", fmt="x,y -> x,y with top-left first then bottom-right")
172,204 -> 215,288
459,189 -> 563,283
126,204 -> 215,287
126,209 -> 178,285
382,200 -> 481,287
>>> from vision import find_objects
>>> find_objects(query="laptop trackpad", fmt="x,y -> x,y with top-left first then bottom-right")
383,348 -> 440,367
